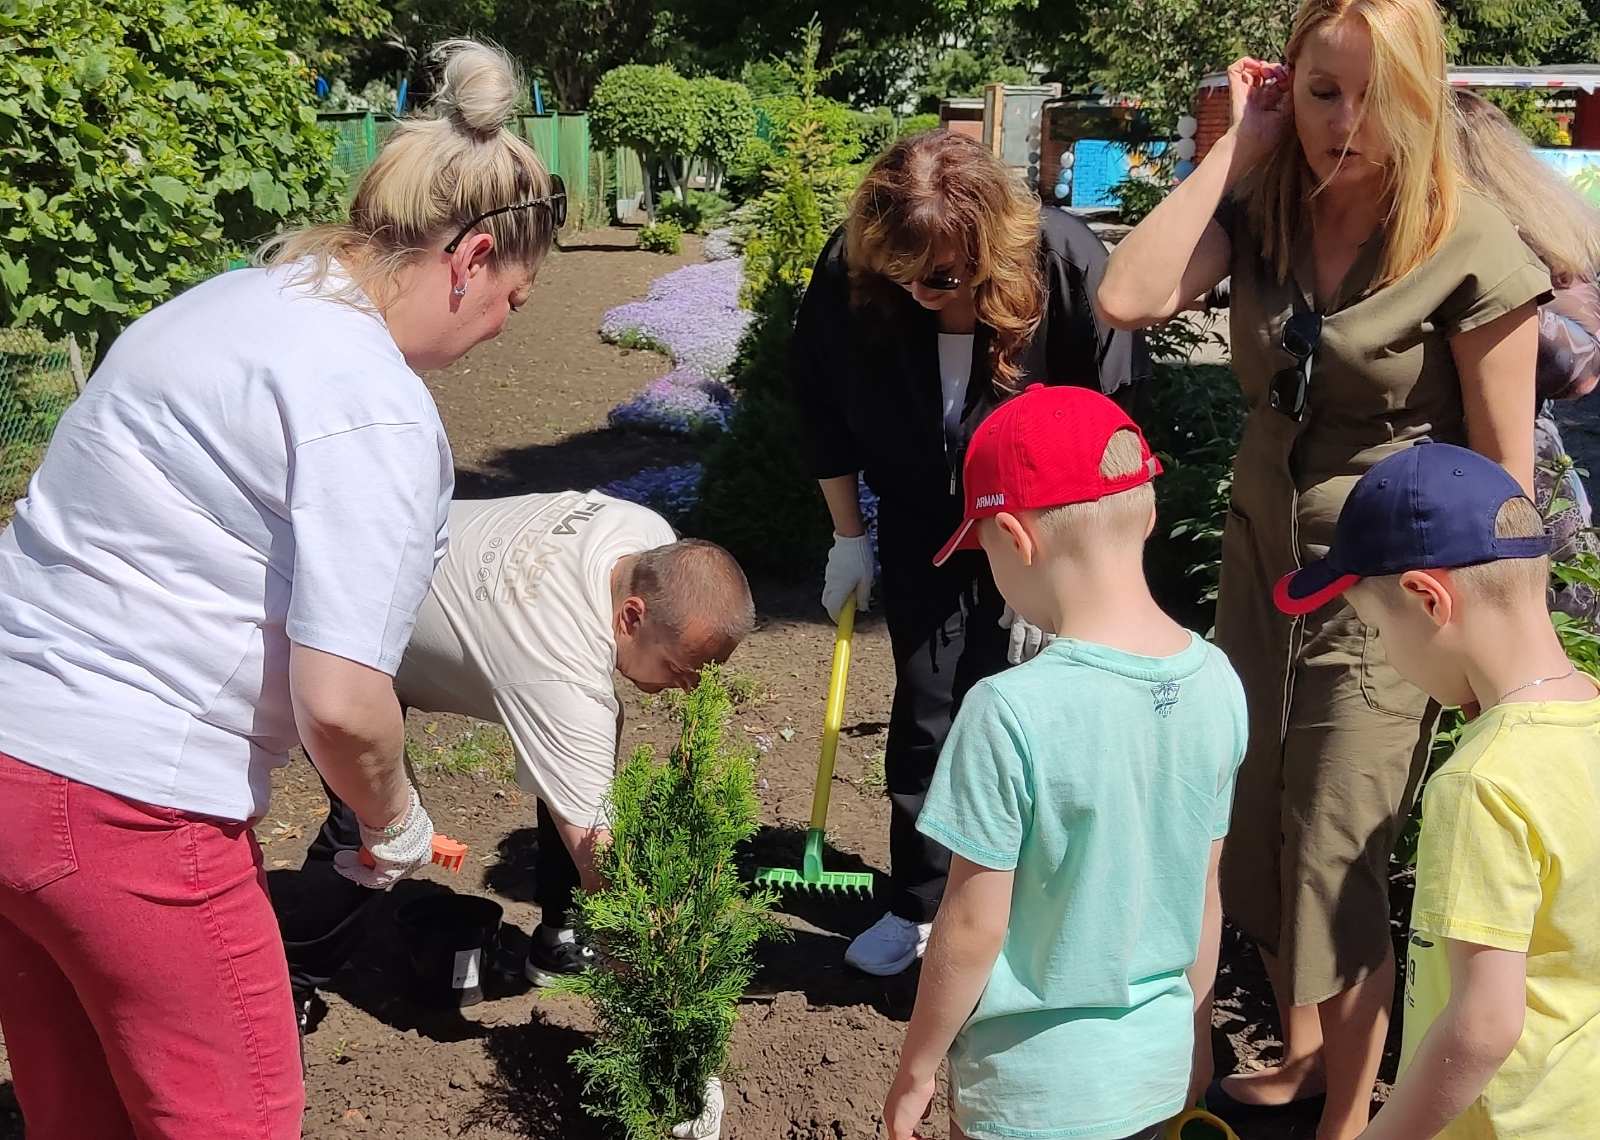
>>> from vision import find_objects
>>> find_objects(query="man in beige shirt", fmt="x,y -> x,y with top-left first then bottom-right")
272,490 -> 755,1022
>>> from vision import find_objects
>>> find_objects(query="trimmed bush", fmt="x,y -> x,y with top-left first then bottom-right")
638,220 -> 684,254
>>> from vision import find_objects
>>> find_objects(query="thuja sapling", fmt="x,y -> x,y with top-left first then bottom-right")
551,670 -> 782,1139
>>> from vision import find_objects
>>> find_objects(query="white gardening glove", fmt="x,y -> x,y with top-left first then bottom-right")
333,784 -> 435,891
821,532 -> 874,622
999,605 -> 1054,665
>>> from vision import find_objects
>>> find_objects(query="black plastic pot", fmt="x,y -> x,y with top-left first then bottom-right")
395,894 -> 504,1008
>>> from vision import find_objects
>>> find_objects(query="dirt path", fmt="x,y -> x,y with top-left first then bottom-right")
0,229 -> 1388,1140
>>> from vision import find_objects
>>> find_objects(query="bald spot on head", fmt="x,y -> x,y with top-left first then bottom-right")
627,539 -> 755,659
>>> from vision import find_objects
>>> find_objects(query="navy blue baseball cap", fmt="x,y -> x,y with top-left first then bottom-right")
1274,442 -> 1551,616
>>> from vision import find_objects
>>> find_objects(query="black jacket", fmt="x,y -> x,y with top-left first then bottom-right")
791,209 -> 1150,560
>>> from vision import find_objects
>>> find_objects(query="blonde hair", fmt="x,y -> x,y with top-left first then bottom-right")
846,131 -> 1044,394
1450,496 -> 1550,606
1454,91 -> 1600,287
1035,429 -> 1156,550
1240,0 -> 1459,289
265,40 -> 555,304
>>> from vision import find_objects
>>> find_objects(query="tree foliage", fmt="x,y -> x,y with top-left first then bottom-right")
552,670 -> 781,1138
590,63 -> 700,213
690,76 -> 757,189
0,0 -> 339,349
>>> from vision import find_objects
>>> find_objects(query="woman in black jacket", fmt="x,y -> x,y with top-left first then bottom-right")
792,129 -> 1148,975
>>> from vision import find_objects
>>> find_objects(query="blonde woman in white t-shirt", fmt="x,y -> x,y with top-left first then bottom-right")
0,41 -> 558,1139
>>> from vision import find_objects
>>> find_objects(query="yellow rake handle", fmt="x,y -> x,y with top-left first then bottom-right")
808,596 -> 855,832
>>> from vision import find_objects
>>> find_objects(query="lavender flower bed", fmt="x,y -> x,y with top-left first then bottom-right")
599,259 -> 751,380
607,368 -> 734,436
703,227 -> 740,262
601,464 -> 706,529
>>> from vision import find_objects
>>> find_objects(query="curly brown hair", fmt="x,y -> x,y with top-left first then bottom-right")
845,130 -> 1044,394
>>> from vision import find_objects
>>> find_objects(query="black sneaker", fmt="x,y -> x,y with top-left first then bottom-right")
523,927 -> 596,987
294,989 -> 326,1036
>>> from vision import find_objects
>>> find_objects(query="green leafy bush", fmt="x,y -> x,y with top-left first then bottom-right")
689,77 -> 757,193
553,670 -> 781,1138
696,22 -> 853,574
897,112 -> 943,138
0,0 -> 340,349
637,220 -> 683,254
658,190 -> 733,235
850,106 -> 897,159
591,64 -> 699,216
1137,362 -> 1244,632
1112,173 -> 1171,226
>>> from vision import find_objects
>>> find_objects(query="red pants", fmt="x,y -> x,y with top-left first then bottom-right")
0,751 -> 303,1139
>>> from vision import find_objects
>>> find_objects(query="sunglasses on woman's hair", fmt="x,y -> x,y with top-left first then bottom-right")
1268,311 -> 1323,421
443,174 -> 567,254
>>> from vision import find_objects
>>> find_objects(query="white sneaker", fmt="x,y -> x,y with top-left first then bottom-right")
844,912 -> 932,976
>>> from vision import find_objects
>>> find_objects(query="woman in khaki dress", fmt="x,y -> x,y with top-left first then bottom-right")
1098,1 -> 1549,1137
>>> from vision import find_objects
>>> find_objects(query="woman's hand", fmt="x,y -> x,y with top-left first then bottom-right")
822,532 -> 875,622
1227,57 -> 1294,167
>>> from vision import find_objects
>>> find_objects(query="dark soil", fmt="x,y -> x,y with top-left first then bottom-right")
0,228 -> 1407,1140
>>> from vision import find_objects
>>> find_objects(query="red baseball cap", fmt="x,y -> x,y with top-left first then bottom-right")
932,385 -> 1162,567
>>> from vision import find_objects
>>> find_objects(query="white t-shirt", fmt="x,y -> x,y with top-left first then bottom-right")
0,263 -> 453,822
937,332 -> 974,438
394,492 -> 675,828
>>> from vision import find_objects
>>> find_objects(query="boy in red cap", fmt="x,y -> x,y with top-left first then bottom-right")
1274,442 -> 1600,1140
883,386 -> 1248,1140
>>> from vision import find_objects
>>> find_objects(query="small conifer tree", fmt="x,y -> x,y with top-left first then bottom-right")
553,670 -> 781,1137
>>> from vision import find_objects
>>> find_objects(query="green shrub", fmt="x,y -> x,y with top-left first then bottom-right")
695,23 -> 854,575
1112,173 -> 1171,226
689,77 -> 757,193
0,0 -> 341,348
1137,362 -> 1244,632
898,112 -> 943,138
591,64 -> 699,216
850,106 -> 897,159
637,220 -> 683,254
657,190 -> 733,235
552,671 -> 781,1138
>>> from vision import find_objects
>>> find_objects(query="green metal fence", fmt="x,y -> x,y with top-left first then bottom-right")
316,110 -> 608,229
1,331 -> 83,519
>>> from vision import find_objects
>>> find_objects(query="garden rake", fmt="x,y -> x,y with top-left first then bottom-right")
754,596 -> 875,898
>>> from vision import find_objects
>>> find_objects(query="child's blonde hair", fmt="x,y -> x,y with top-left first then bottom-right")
265,40 -> 555,306
1240,0 -> 1459,289
1034,430 -> 1156,551
1362,495 -> 1549,608
1449,496 -> 1550,606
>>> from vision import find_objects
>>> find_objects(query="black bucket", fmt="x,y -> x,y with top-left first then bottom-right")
395,894 -> 504,1008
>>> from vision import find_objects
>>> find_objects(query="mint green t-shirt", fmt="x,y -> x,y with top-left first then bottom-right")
918,633 -> 1248,1140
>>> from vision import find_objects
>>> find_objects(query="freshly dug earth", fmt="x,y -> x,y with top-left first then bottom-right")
0,229 -> 1404,1140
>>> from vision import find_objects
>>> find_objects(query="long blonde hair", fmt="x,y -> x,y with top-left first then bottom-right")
846,131 -> 1043,394
1455,91 -> 1600,286
266,40 -> 555,304
1243,0 -> 1459,289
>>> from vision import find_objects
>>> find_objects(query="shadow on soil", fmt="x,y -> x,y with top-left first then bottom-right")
454,429 -> 698,501
463,1018 -> 606,1140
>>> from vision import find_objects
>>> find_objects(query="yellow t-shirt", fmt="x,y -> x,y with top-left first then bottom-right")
1400,693 -> 1600,1139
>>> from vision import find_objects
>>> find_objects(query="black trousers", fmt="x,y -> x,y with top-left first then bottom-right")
268,775 -> 580,997
880,544 -> 1011,923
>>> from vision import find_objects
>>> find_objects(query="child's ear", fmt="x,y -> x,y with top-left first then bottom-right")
1400,570 -> 1454,628
994,512 -> 1036,566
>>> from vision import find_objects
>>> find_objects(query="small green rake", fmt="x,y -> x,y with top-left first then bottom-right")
754,596 -> 874,897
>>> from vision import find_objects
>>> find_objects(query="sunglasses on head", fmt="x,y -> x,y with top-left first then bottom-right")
1269,311 -> 1323,421
443,173 -> 567,254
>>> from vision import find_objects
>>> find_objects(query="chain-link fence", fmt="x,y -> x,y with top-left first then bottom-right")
1,331 -> 84,521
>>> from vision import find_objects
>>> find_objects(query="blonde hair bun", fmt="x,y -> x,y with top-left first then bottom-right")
431,39 -> 522,140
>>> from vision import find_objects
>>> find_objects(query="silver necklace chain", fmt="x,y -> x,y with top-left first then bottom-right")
1497,667 -> 1577,704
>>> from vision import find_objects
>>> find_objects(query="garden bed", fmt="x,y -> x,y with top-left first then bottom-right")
0,230 -> 1399,1140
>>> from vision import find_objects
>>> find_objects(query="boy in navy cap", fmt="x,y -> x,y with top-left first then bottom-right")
1275,442 -> 1600,1140
883,386 -> 1248,1140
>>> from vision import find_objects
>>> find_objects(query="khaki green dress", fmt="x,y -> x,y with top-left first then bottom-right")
1214,192 -> 1551,1005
